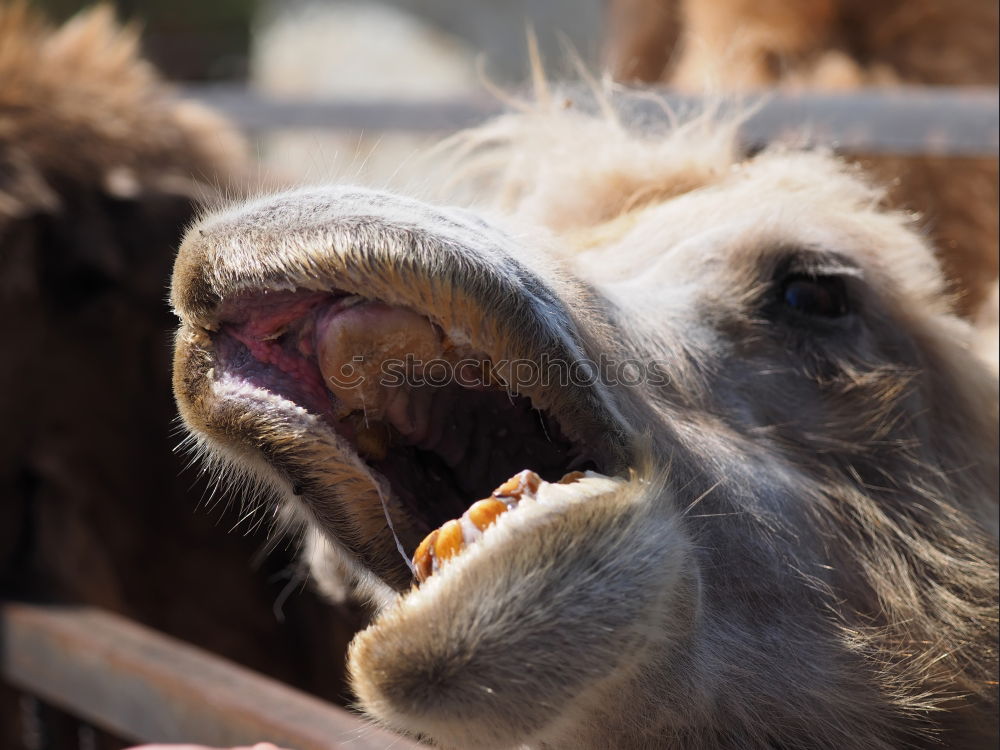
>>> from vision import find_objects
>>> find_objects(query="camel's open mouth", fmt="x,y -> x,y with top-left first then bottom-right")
208,287 -> 616,587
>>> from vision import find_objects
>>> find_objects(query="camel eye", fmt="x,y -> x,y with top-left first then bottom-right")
781,275 -> 850,317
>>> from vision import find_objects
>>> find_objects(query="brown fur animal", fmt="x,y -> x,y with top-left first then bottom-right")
0,2 -> 363,711
607,0 -> 999,319
172,96 -> 999,748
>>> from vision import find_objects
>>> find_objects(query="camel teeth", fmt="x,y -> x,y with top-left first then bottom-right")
410,470 -> 616,584
432,520 -> 464,569
492,469 -> 541,503
467,498 -> 508,530
412,498 -> 511,583
413,529 -> 438,583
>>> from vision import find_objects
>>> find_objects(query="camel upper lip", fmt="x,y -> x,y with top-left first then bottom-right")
173,186 -> 630,454
172,187 -> 632,587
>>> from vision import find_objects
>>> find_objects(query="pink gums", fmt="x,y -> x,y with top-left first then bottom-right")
224,292 -> 333,407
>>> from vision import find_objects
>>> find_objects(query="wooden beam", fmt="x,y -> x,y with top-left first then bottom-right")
180,85 -> 999,157
1,603 -> 421,750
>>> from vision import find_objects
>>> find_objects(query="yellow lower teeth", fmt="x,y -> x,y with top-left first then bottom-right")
466,498 -> 508,529
412,470 -> 586,584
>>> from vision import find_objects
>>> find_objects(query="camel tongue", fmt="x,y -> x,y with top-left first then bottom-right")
315,299 -> 444,422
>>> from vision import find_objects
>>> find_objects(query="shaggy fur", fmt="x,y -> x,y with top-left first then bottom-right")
606,0 -> 999,319
173,91 -> 999,748
0,1 -> 363,711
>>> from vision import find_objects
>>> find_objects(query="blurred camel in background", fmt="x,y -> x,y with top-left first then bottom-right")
606,0 -> 999,322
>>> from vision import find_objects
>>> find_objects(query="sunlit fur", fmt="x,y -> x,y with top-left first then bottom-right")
173,89 -> 998,750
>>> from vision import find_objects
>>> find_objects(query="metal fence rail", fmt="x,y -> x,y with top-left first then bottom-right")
182,85 -> 999,157
1,603 -> 421,750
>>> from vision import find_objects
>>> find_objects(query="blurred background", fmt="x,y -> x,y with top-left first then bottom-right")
35,0 -> 606,185
36,0 -> 604,83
